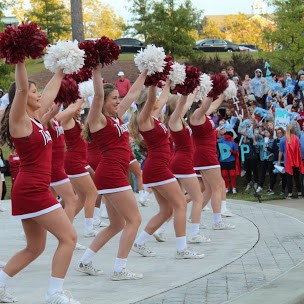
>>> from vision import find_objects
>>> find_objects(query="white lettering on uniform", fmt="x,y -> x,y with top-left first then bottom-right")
115,123 -> 129,137
39,130 -> 52,146
186,125 -> 192,136
159,122 -> 168,134
55,126 -> 64,138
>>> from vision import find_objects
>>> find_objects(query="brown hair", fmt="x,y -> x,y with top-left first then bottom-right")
0,81 -> 36,151
286,124 -> 295,144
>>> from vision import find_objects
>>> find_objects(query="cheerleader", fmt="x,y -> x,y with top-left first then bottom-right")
0,62 -> 79,303
167,94 -> 210,243
76,66 -> 147,280
56,99 -> 98,237
130,85 -> 204,259
189,94 -> 235,230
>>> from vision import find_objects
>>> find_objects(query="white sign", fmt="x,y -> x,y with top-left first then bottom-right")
275,108 -> 290,130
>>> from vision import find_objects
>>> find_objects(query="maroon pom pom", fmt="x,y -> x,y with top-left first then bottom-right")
0,22 -> 49,64
79,36 -> 120,69
174,65 -> 201,95
69,67 -> 93,84
207,74 -> 228,98
55,76 -> 80,105
144,55 -> 173,86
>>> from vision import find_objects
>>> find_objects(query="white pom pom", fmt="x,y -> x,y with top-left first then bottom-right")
44,40 -> 85,74
224,79 -> 238,99
195,74 -> 213,102
79,80 -> 94,101
134,44 -> 166,76
169,62 -> 186,86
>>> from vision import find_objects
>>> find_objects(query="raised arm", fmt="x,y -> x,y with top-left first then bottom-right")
168,95 -> 188,131
138,85 -> 157,131
9,62 -> 32,138
38,68 -> 64,119
154,79 -> 171,117
87,64 -> 106,132
117,69 -> 148,117
190,96 -> 213,125
56,99 -> 83,125
40,103 -> 61,127
206,94 -> 225,116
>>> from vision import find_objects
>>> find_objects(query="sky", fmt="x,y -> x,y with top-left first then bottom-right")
102,0 -> 274,22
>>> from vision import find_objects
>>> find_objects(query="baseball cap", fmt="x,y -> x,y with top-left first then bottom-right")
117,71 -> 124,76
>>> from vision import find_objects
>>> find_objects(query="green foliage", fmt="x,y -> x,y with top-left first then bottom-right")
0,61 -> 14,92
27,0 -> 71,43
264,0 -> 304,74
128,0 -> 202,57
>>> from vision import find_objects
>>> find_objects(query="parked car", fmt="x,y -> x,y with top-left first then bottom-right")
239,44 -> 259,52
114,38 -> 145,53
193,38 -> 240,52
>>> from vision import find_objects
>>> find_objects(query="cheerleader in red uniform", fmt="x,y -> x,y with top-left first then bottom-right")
0,62 -> 79,303
189,94 -> 235,230
167,94 -> 211,243
130,85 -> 204,259
76,66 -> 147,280
56,99 -> 97,238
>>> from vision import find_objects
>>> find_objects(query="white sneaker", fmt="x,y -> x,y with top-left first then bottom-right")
93,218 -> 101,227
175,248 -> 205,259
45,291 -> 80,304
232,188 -> 237,194
245,183 -> 252,191
83,229 -> 98,238
99,221 -> 108,227
0,287 -> 17,303
213,221 -> 236,230
74,243 -> 86,250
132,243 -> 156,257
256,186 -> 263,193
75,261 -> 103,276
0,261 -> 6,268
0,205 -> 6,212
138,196 -> 148,207
153,231 -> 166,242
221,210 -> 234,217
188,234 -> 211,244
226,188 -> 229,193
111,268 -> 143,281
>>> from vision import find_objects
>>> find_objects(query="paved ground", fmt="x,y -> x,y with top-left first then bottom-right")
0,196 -> 304,304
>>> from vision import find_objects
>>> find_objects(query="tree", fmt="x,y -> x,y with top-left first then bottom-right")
27,0 -> 71,43
199,18 -> 225,40
128,0 -> 202,57
82,0 -> 124,39
70,0 -> 84,42
264,0 -> 304,74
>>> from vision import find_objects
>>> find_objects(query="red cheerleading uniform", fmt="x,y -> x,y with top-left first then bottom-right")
11,119 -> 61,219
92,116 -> 132,194
48,118 -> 69,186
140,117 -> 176,187
190,116 -> 220,170
87,140 -> 101,171
64,120 -> 90,178
169,125 -> 196,178
8,153 -> 20,187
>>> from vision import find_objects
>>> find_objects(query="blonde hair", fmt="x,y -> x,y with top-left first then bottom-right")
286,124 -> 295,144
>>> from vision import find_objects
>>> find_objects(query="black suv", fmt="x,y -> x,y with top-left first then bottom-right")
114,38 -> 145,53
193,38 -> 240,52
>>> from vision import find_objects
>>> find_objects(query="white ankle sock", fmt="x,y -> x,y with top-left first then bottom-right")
213,213 -> 222,224
93,208 -> 100,220
113,258 -> 127,272
135,230 -> 151,245
80,248 -> 96,264
0,270 -> 11,288
190,223 -> 200,236
84,218 -> 94,231
47,276 -> 64,296
176,236 -> 187,251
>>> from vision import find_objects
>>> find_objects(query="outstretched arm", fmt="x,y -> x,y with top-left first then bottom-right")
40,103 -> 61,127
38,68 -> 64,119
117,69 -> 148,117
153,79 -> 171,117
56,99 -> 83,124
168,95 -> 188,131
206,94 -> 225,116
9,62 -> 32,138
87,64 -> 106,132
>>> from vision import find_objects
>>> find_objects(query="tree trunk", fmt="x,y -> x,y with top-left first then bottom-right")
70,0 -> 84,42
